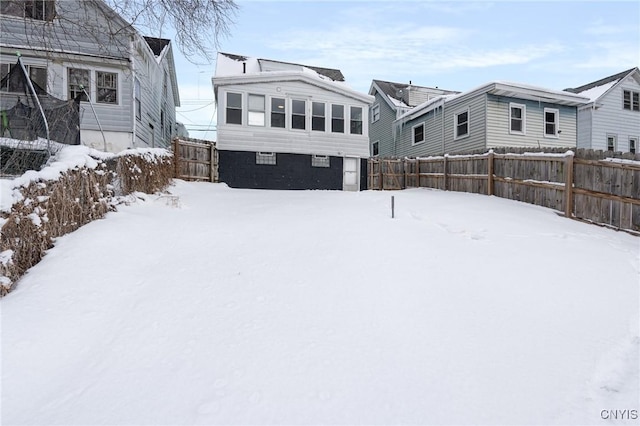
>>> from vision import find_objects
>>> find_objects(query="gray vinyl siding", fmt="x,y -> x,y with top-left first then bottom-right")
576,106 -> 592,149
0,1 -> 131,60
394,107 -> 445,157
1,1 -> 180,150
589,75 -> 640,152
216,81 -> 371,158
369,92 -> 397,156
443,94 -> 487,153
486,94 -> 577,149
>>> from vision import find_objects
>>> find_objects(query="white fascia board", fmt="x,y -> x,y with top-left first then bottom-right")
213,72 -> 374,104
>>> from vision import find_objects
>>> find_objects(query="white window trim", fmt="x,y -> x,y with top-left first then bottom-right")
508,102 -> 526,135
372,140 -> 380,157
349,105 -> 363,135
371,104 -> 380,123
247,93 -> 265,127
543,107 -> 559,138
623,88 -> 640,111
225,91 -> 243,125
412,122 -> 425,145
291,98 -> 307,131
311,101 -> 326,132
606,134 -> 617,152
270,96 -> 286,129
629,136 -> 638,154
95,70 -> 119,105
454,108 -> 470,140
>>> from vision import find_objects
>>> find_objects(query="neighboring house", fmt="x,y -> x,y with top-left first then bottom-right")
390,81 -> 590,158
369,80 -> 458,157
212,52 -> 373,191
564,67 -> 640,153
0,0 -> 180,152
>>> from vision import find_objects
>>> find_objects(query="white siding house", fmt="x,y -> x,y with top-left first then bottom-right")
213,52 -> 373,191
565,68 -> 640,153
392,81 -> 590,157
0,0 -> 180,152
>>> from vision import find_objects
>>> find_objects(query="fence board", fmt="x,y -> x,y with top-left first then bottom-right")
172,138 -> 218,182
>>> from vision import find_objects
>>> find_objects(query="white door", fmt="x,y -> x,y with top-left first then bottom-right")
343,157 -> 359,191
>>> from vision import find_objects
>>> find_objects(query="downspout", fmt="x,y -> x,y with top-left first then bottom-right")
484,94 -> 488,149
441,100 -> 445,154
130,35 -> 136,148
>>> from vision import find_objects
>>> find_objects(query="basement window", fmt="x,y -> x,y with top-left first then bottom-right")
311,154 -> 330,168
256,152 -> 276,165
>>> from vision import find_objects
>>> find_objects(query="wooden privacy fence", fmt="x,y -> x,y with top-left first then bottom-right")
369,152 -> 640,233
172,137 -> 218,182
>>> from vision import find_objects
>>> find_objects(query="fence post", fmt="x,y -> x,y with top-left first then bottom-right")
487,150 -> 494,196
379,160 -> 384,190
209,143 -> 215,182
416,158 -> 420,187
172,138 -> 179,179
443,154 -> 449,191
564,151 -> 574,217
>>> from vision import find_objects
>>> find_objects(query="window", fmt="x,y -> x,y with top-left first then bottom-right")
412,123 -> 424,145
350,106 -> 363,135
372,141 -> 379,157
623,90 -> 640,111
607,135 -> 616,152
292,99 -> 306,130
371,104 -> 380,123
226,92 -> 242,125
133,77 -> 141,119
271,97 -> 285,128
331,104 -> 344,133
68,68 -> 89,101
248,94 -> 265,126
1,0 -> 56,21
312,102 -> 325,131
0,63 -> 47,92
96,71 -> 117,104
454,110 -> 469,139
311,155 -> 330,168
543,108 -> 559,138
256,152 -> 276,165
629,137 -> 637,154
509,103 -> 525,134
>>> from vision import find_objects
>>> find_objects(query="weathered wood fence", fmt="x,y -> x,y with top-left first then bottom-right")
172,137 -> 218,182
369,151 -> 640,233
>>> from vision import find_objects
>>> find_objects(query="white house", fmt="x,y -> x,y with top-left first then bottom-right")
212,52 -> 373,191
0,0 -> 180,152
564,67 -> 640,153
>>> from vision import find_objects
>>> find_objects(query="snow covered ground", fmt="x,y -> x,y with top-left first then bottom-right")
1,181 -> 638,425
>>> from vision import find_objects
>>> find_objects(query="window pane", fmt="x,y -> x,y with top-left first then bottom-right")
414,125 -> 424,143
248,94 -> 264,111
227,93 -> 242,108
292,115 -> 306,129
96,71 -> 117,104
248,111 -> 265,126
29,66 -> 46,89
292,100 -> 305,114
458,111 -> 468,123
511,119 -> 522,132
332,104 -> 344,118
312,117 -> 325,131
545,123 -> 555,135
312,102 -> 324,116
350,106 -> 363,135
227,109 -> 241,124
350,106 -> 362,121
511,107 -> 521,119
271,98 -> 285,112
68,68 -> 89,101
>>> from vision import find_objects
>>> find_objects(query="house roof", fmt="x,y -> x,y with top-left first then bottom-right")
143,36 -> 171,57
397,80 -> 591,123
563,67 -> 640,102
216,52 -> 345,82
370,79 -> 459,108
213,52 -> 371,104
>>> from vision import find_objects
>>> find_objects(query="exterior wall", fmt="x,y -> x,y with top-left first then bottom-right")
590,75 -> 640,152
216,80 -> 370,158
219,150 -> 344,190
369,92 -> 397,157
394,106 -> 446,157
81,129 -> 133,153
576,106 -> 593,149
486,94 -> 577,149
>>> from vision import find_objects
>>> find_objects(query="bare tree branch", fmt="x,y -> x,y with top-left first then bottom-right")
105,0 -> 239,64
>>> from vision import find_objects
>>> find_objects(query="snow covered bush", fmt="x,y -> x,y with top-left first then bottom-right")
0,146 -> 174,295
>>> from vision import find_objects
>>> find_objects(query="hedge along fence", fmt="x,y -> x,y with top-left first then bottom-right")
368,149 -> 640,234
0,147 -> 173,296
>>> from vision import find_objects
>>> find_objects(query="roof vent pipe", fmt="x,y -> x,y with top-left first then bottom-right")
243,62 -> 246,73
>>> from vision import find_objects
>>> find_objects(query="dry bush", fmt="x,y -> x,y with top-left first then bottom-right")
114,150 -> 174,195
0,149 -> 174,296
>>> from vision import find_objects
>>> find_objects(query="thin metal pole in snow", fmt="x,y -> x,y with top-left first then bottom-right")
81,85 -> 107,152
391,195 -> 395,219
17,54 -> 49,152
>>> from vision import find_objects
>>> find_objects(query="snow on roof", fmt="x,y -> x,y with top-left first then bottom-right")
572,80 -> 618,102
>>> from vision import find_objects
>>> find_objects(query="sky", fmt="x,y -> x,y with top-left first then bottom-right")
2,154 -> 638,422
169,1 -> 640,140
